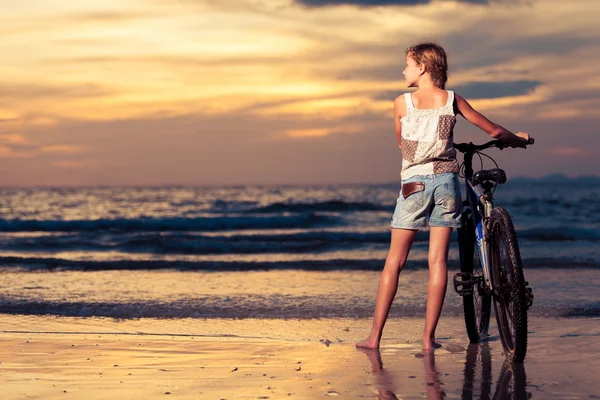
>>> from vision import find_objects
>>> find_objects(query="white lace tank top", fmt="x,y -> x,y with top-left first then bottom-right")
400,90 -> 459,181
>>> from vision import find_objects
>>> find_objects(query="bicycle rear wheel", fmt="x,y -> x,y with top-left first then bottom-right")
489,207 -> 528,363
459,211 -> 492,343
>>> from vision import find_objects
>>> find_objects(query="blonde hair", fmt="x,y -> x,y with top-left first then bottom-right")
405,42 -> 448,89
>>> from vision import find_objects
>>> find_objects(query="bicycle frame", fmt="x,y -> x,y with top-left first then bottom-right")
459,146 -> 496,291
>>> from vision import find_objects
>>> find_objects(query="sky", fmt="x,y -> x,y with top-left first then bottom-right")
1,0 -> 599,186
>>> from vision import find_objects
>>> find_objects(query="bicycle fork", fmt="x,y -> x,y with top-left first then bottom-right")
478,199 -> 494,290
454,187 -> 495,296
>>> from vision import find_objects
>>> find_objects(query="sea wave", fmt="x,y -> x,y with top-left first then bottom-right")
1,256 -> 598,271
0,214 -> 336,233
245,200 -> 389,213
0,231 -> 392,254
517,227 -> 600,241
1,225 -> 598,257
0,297 -> 597,319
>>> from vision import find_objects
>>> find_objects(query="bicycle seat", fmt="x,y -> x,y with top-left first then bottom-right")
473,168 -> 507,186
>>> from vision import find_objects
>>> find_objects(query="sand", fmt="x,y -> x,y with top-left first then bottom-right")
1,315 -> 599,399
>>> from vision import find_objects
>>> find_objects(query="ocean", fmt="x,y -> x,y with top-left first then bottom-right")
1,176 -> 599,319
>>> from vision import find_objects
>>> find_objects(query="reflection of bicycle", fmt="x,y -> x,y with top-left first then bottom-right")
452,140 -> 535,363
462,343 -> 529,400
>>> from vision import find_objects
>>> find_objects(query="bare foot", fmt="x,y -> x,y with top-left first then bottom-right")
421,337 -> 442,352
356,336 -> 380,349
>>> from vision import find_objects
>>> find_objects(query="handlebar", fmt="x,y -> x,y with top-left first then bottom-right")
454,137 -> 534,154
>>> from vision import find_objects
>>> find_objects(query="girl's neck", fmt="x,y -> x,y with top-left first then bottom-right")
415,75 -> 438,91
416,82 -> 439,91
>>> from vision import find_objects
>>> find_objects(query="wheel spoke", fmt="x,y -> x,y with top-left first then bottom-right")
473,246 -> 488,334
499,236 -> 516,343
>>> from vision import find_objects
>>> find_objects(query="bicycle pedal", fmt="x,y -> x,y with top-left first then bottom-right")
453,272 -> 475,296
525,286 -> 534,309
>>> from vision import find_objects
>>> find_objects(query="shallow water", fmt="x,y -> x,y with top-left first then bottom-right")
1,269 -> 598,319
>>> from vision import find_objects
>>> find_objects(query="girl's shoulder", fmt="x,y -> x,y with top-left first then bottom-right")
452,91 -> 465,115
394,93 -> 408,105
394,94 -> 410,118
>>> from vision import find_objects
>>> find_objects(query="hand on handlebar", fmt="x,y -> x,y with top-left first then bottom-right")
512,132 -> 531,148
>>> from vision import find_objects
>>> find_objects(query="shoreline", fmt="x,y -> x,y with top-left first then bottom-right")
1,315 -> 599,399
1,269 -> 599,319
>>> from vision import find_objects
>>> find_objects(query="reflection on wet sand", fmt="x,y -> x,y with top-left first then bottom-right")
357,348 -> 399,399
423,351 -> 446,400
358,347 -> 445,399
357,342 -> 530,399
462,343 -> 529,400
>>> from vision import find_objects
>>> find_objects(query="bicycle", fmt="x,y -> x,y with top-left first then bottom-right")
452,139 -> 535,363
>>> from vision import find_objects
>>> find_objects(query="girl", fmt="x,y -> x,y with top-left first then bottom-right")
356,42 -> 529,352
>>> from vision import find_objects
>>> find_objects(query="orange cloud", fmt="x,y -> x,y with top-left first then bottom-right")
548,147 -> 589,156
51,160 -> 98,168
0,133 -> 27,144
0,146 -> 36,158
285,128 -> 331,138
41,145 -> 87,154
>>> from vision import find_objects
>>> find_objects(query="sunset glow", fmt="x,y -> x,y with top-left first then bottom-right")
2,0 -> 599,186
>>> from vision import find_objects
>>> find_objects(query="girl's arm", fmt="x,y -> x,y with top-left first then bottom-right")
455,93 -> 529,148
393,95 -> 406,150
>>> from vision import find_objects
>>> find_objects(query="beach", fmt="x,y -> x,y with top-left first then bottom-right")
2,268 -> 600,399
2,314 -> 599,399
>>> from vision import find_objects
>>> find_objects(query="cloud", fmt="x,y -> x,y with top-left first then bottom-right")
51,160 -> 99,168
451,80 -> 542,99
0,133 -> 38,157
0,133 -> 27,144
1,83 -> 115,102
548,147 -> 590,157
63,11 -> 157,24
285,128 -> 331,138
0,134 -> 87,158
371,80 -> 542,101
0,146 -> 36,158
296,0 -> 489,7
1,0 -> 599,185
0,10 -> 153,42
41,145 -> 87,154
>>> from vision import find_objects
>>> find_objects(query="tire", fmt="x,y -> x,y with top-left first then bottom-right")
459,209 -> 492,343
489,207 -> 528,363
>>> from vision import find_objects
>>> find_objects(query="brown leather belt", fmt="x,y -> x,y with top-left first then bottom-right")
401,181 -> 425,199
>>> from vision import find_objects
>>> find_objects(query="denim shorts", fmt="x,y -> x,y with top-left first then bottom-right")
391,172 -> 462,229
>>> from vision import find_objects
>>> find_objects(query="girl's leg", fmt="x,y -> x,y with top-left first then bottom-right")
422,226 -> 452,351
356,228 -> 418,349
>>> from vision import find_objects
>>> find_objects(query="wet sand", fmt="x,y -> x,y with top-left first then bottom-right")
1,315 -> 599,399
1,269 -> 598,318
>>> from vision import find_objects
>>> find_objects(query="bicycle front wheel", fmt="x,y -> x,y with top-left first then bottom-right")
459,211 -> 492,343
489,207 -> 528,363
